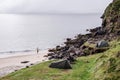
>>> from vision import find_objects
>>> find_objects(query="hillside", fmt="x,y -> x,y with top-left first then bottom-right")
0,40 -> 119,80
101,0 -> 120,33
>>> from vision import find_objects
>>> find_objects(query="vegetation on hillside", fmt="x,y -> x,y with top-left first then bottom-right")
104,0 -> 120,17
102,0 -> 120,33
0,40 -> 120,80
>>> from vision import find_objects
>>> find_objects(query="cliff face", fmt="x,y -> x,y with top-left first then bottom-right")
102,0 -> 120,33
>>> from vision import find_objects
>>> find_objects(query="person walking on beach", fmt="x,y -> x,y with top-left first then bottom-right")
36,48 -> 39,54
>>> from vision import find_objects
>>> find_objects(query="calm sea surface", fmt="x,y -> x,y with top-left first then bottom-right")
0,14 -> 102,53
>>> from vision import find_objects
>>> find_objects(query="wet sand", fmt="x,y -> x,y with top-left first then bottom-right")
0,52 -> 48,77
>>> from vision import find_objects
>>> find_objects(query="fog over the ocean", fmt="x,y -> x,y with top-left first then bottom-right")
0,0 -> 112,14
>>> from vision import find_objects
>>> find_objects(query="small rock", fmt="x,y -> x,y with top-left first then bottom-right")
21,61 -> 29,64
30,63 -> 34,65
26,66 -> 29,68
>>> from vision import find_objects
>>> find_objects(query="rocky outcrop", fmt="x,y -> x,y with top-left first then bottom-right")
101,0 -> 120,34
46,0 -> 120,62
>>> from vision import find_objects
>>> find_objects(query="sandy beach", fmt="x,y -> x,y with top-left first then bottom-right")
0,51 -> 48,77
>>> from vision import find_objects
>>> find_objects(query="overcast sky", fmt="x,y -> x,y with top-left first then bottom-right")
0,0 -> 112,14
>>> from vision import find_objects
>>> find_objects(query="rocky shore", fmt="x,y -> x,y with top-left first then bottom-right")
46,27 -> 111,63
45,0 -> 120,64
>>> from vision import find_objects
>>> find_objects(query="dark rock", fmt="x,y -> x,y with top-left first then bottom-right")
88,47 -> 95,55
47,53 -> 54,56
55,45 -> 61,51
102,19 -> 107,27
66,38 -> 72,42
63,46 -> 69,51
67,56 -> 76,63
89,27 -> 102,33
30,63 -> 34,65
101,14 -> 105,19
21,61 -> 29,64
78,39 -> 86,47
26,66 -> 29,68
86,61 -> 90,63
77,34 -> 83,38
116,30 -> 120,35
49,59 -> 72,69
48,49 -> 56,52
86,29 -> 89,31
94,30 -> 106,36
15,70 -> 18,72
85,33 -> 93,38
96,40 -> 109,48
94,48 -> 109,53
81,45 -> 87,49
48,56 -> 54,60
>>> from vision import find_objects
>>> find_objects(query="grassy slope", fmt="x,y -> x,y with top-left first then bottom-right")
0,40 -> 120,80
103,0 -> 120,32
104,0 -> 120,17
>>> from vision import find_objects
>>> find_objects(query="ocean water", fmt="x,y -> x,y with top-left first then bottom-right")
0,13 -> 102,53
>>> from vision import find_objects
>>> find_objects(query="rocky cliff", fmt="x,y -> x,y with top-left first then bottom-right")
102,0 -> 120,34
46,0 -> 120,61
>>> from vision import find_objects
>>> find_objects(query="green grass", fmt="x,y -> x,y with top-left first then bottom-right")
0,40 -> 120,80
83,42 -> 95,48
104,0 -> 120,17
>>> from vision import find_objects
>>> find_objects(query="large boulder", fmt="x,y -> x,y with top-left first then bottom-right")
49,60 -> 72,69
96,40 -> 109,48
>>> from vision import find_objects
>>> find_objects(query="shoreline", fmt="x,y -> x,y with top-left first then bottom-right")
0,50 -> 47,58
0,51 -> 48,77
